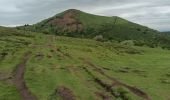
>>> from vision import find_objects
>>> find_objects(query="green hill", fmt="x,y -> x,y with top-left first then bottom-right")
17,9 -> 170,49
0,27 -> 170,100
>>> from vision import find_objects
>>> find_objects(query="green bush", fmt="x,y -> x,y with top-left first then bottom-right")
93,35 -> 104,42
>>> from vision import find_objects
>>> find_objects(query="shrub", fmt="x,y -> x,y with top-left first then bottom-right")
42,29 -> 50,34
120,40 -> 134,46
136,28 -> 141,31
94,35 -> 104,42
134,40 -> 145,46
113,87 -> 132,100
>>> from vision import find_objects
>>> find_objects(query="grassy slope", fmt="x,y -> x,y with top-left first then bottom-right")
1,27 -> 170,100
0,27 -> 34,99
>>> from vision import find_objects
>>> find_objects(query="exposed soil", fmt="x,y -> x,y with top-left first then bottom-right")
82,67 -> 116,98
46,42 -> 72,58
95,92 -> 111,100
56,47 -> 72,58
13,52 -> 37,100
56,86 -> 76,100
84,60 -> 151,100
102,67 -> 111,71
48,9 -> 84,32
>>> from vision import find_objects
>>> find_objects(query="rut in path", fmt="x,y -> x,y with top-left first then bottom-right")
13,52 -> 37,100
84,60 -> 151,100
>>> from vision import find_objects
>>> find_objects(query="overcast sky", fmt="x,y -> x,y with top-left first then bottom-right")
0,0 -> 170,31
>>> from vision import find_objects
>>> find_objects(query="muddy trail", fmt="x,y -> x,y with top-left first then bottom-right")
13,52 -> 37,100
84,60 -> 151,100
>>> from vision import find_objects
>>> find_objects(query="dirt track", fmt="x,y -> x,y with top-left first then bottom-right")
84,60 -> 151,100
13,52 -> 37,100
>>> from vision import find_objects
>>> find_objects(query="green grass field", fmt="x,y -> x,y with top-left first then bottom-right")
0,27 -> 170,100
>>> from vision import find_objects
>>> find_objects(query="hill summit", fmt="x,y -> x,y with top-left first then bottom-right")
48,9 -> 84,32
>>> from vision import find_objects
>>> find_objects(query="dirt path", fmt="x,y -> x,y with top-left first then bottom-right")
84,60 -> 151,100
13,52 -> 37,100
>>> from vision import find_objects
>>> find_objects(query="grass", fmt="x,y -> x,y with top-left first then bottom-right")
26,35 -> 170,100
0,27 -> 170,100
0,27 -> 34,99
0,82 -> 21,100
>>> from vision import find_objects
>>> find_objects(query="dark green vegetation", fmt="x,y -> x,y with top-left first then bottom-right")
18,9 -> 170,49
162,31 -> 170,35
162,31 -> 170,33
0,27 -> 170,100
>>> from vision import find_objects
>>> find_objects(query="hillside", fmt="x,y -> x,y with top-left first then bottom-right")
0,27 -> 170,100
17,9 -> 170,49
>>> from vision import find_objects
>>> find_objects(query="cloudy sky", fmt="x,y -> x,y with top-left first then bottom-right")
0,0 -> 170,31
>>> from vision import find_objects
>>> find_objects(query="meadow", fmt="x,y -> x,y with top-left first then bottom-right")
0,27 -> 170,100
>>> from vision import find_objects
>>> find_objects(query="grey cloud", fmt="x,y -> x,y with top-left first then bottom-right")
0,0 -> 170,31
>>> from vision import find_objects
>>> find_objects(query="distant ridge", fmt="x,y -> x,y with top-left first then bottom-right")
162,31 -> 170,34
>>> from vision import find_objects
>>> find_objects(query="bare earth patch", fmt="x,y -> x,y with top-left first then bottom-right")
56,86 -> 76,100
48,9 -> 84,32
13,52 -> 37,100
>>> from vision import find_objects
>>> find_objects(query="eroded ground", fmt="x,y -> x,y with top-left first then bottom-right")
0,30 -> 170,100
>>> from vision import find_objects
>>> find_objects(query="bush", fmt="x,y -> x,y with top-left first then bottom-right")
120,40 -> 134,46
134,40 -> 145,46
113,87 -> 132,100
42,30 -> 50,34
94,35 -> 104,42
